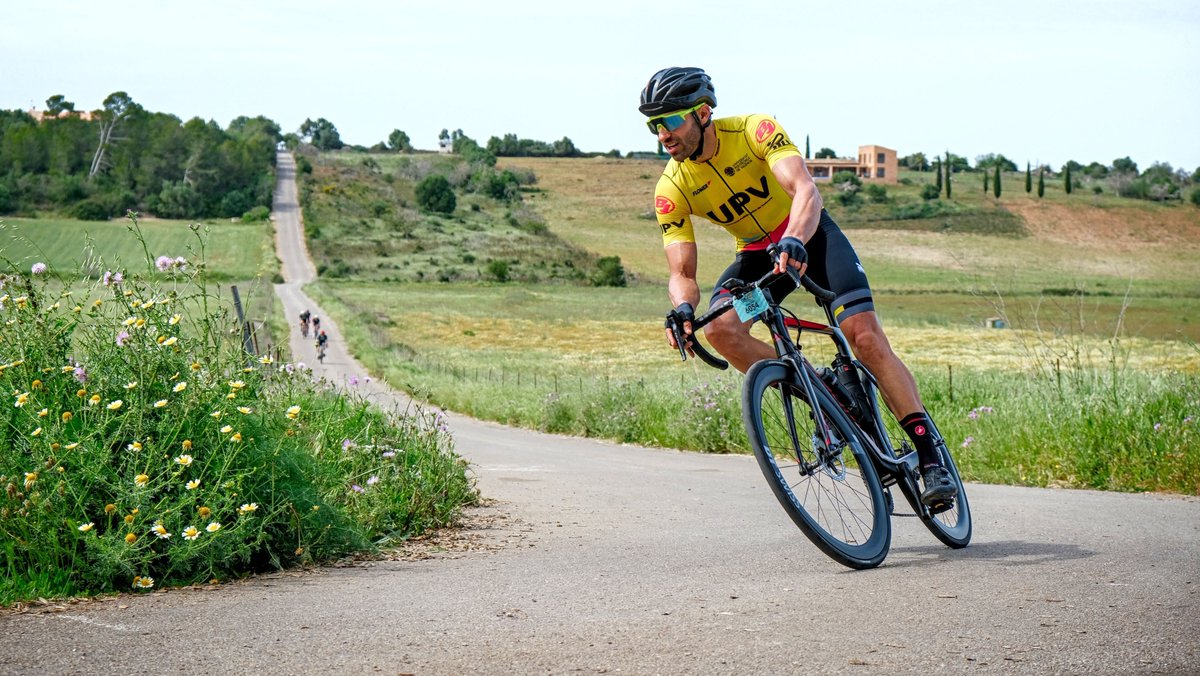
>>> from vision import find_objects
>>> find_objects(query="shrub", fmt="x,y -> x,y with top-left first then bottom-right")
1191,187 -> 1200,206
69,199 -> 113,221
0,214 -> 476,603
592,256 -> 627,287
486,259 -> 509,282
242,205 -> 270,222
864,183 -> 889,203
921,184 -> 941,201
415,175 -> 456,214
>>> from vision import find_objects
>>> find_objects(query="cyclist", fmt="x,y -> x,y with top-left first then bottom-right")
299,309 -> 311,338
641,66 -> 956,507
316,330 -> 328,362
311,316 -> 321,334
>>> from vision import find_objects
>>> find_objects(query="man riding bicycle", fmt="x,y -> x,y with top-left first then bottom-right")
641,66 -> 955,507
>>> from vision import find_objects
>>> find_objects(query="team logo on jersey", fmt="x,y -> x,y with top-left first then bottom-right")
660,219 -> 684,234
655,196 -> 676,215
705,175 -> 771,224
724,155 -> 752,177
692,181 -> 711,196
755,119 -> 776,143
766,133 -> 792,151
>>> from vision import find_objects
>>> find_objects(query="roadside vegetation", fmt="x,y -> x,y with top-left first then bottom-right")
0,215 -> 477,605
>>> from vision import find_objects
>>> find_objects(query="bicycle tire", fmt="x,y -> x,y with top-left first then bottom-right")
743,360 -> 891,569
858,370 -> 972,548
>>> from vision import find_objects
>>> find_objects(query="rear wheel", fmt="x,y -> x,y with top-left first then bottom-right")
743,360 -> 890,569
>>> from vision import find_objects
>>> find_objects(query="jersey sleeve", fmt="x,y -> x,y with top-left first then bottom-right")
654,175 -> 695,248
744,114 -> 802,169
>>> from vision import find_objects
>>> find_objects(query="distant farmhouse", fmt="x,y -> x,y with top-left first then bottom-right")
26,107 -> 94,122
807,144 -> 897,185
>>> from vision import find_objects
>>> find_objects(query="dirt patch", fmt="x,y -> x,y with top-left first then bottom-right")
1007,202 -> 1200,250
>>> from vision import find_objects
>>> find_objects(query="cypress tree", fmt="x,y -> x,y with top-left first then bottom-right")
993,164 -> 1001,199
1037,168 -> 1045,198
1064,163 -> 1073,194
983,171 -> 989,193
805,135 -> 811,159
1025,162 -> 1032,193
944,153 -> 952,198
935,159 -> 942,192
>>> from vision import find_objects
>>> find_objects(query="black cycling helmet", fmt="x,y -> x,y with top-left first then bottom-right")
639,67 -> 717,117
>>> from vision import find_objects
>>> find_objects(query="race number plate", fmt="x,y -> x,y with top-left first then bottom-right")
733,287 -> 768,322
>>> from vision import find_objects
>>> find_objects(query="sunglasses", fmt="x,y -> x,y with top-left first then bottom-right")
646,103 -> 705,135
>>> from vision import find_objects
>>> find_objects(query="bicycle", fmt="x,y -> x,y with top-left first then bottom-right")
666,246 -> 971,569
316,339 -> 327,363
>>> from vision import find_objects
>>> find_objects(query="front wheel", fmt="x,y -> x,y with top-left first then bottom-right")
743,360 -> 891,569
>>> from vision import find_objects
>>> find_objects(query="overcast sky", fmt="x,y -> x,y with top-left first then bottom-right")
4,0 -> 1197,171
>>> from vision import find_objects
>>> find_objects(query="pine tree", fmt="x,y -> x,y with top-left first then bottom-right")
1037,168 -> 1045,198
1025,162 -> 1032,193
935,159 -> 943,192
993,164 -> 1001,199
1064,163 -> 1073,194
805,135 -> 810,159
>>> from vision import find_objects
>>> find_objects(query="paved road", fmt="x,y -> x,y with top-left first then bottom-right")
3,153 -> 1197,675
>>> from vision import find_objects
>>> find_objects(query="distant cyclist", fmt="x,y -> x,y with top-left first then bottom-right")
299,309 -> 311,338
316,330 -> 328,363
641,66 -> 955,506
311,316 -> 321,333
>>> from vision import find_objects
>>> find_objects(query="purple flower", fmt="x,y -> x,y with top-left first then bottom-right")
342,439 -> 355,451
116,331 -> 130,347
961,436 -> 975,448
348,375 -> 359,386
102,270 -> 124,287
350,484 -> 364,494
1185,417 -> 1194,425
155,256 -> 172,272
31,262 -> 47,275
381,450 -> 396,459
284,363 -> 295,374
73,364 -> 88,383
366,475 -> 379,486
968,410 -> 979,420
1153,423 -> 1163,432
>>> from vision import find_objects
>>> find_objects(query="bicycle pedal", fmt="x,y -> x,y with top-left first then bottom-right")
927,500 -> 954,515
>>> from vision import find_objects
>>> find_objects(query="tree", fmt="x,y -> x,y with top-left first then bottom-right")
1112,156 -> 1138,175
983,171 -> 989,194
975,153 -> 1017,172
944,153 -> 952,198
299,118 -> 342,151
804,135 -> 810,159
1037,168 -> 1045,198
90,91 -> 140,179
901,152 -> 929,171
935,159 -> 943,192
993,164 -> 1001,199
1064,162 -> 1073,194
45,95 -> 75,116
415,174 -> 456,213
815,147 -> 837,159
592,256 -> 627,287
387,129 -> 412,152
1025,162 -> 1032,193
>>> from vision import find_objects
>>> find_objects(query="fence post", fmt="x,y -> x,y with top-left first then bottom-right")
948,364 -> 954,403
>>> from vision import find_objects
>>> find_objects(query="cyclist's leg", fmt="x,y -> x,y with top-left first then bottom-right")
701,250 -> 794,373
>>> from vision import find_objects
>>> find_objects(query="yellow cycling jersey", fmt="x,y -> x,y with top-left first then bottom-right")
654,114 -> 803,251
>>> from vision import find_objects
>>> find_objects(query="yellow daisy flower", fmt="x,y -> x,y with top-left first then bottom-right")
122,317 -> 137,327
89,394 -> 101,406
154,400 -> 168,408
62,411 -> 73,422
124,381 -> 137,390
31,427 -> 42,437
125,533 -> 137,544
226,393 -> 236,400
173,382 -> 187,393
78,522 -> 94,532
237,406 -> 252,414
133,576 -> 154,589
191,362 -> 201,371
285,405 -> 301,419
210,411 -> 222,419
182,525 -> 200,541
258,356 -> 272,365
134,318 -> 146,328
186,479 -> 200,490
14,392 -> 30,407
65,442 -> 79,450
104,504 -> 117,514
182,439 -> 192,450
134,473 -> 149,486
151,522 -> 171,539
24,472 -> 37,489
124,514 -> 135,524
170,314 -> 182,325
37,408 -> 48,417
163,336 -> 178,346
174,454 -> 193,466
228,380 -> 245,390
107,399 -> 123,410
230,433 -> 242,443
220,425 -> 233,434
197,506 -> 211,518
206,522 -> 221,533
127,441 -> 142,451
238,503 -> 258,515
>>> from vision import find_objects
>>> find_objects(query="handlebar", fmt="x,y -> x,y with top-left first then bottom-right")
665,244 -> 837,370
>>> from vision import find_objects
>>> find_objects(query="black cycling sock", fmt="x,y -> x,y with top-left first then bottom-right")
900,412 -> 940,469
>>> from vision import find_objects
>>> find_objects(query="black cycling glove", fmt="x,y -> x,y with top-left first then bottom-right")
776,236 -> 808,266
665,302 -> 695,328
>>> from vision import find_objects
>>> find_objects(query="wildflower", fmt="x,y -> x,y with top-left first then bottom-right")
961,436 -> 975,448
73,306 -> 82,313
342,439 -> 355,451
31,262 -> 47,275
78,522 -> 94,532
134,318 -> 145,329
24,472 -> 37,489
61,411 -> 73,422
107,400 -> 123,410
237,406 -> 252,414
155,256 -> 172,272
65,442 -> 79,450
174,454 -> 193,466
123,317 -> 137,327
37,408 -> 48,417
116,331 -> 129,347
228,380 -> 245,390
151,522 -> 171,539
135,474 -> 149,486
366,475 -> 379,486
351,484 -> 364,494
210,411 -> 222,419
163,336 -> 178,346
186,479 -> 200,490
238,503 -> 258,515
126,441 -> 142,451
197,506 -> 211,518
1185,416 -> 1194,425
102,270 -> 124,287
206,522 -> 221,533
230,432 -> 242,443
967,410 -> 979,421
169,314 -> 181,325
182,525 -> 200,540
88,395 -> 101,406
125,381 -> 138,390
182,439 -> 192,450
190,362 -> 201,371
173,382 -> 187,393
258,355 -> 272,365
124,514 -> 135,524
285,405 -> 301,419
125,533 -> 137,544
14,392 -> 29,407
226,393 -> 236,400
142,299 -> 155,310
349,375 -> 359,386
284,363 -> 295,374
220,425 -> 233,434
31,427 -> 42,437
105,504 -> 116,514
1153,423 -> 1162,432
133,576 -> 154,589
154,399 -> 168,408
382,451 -> 395,459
